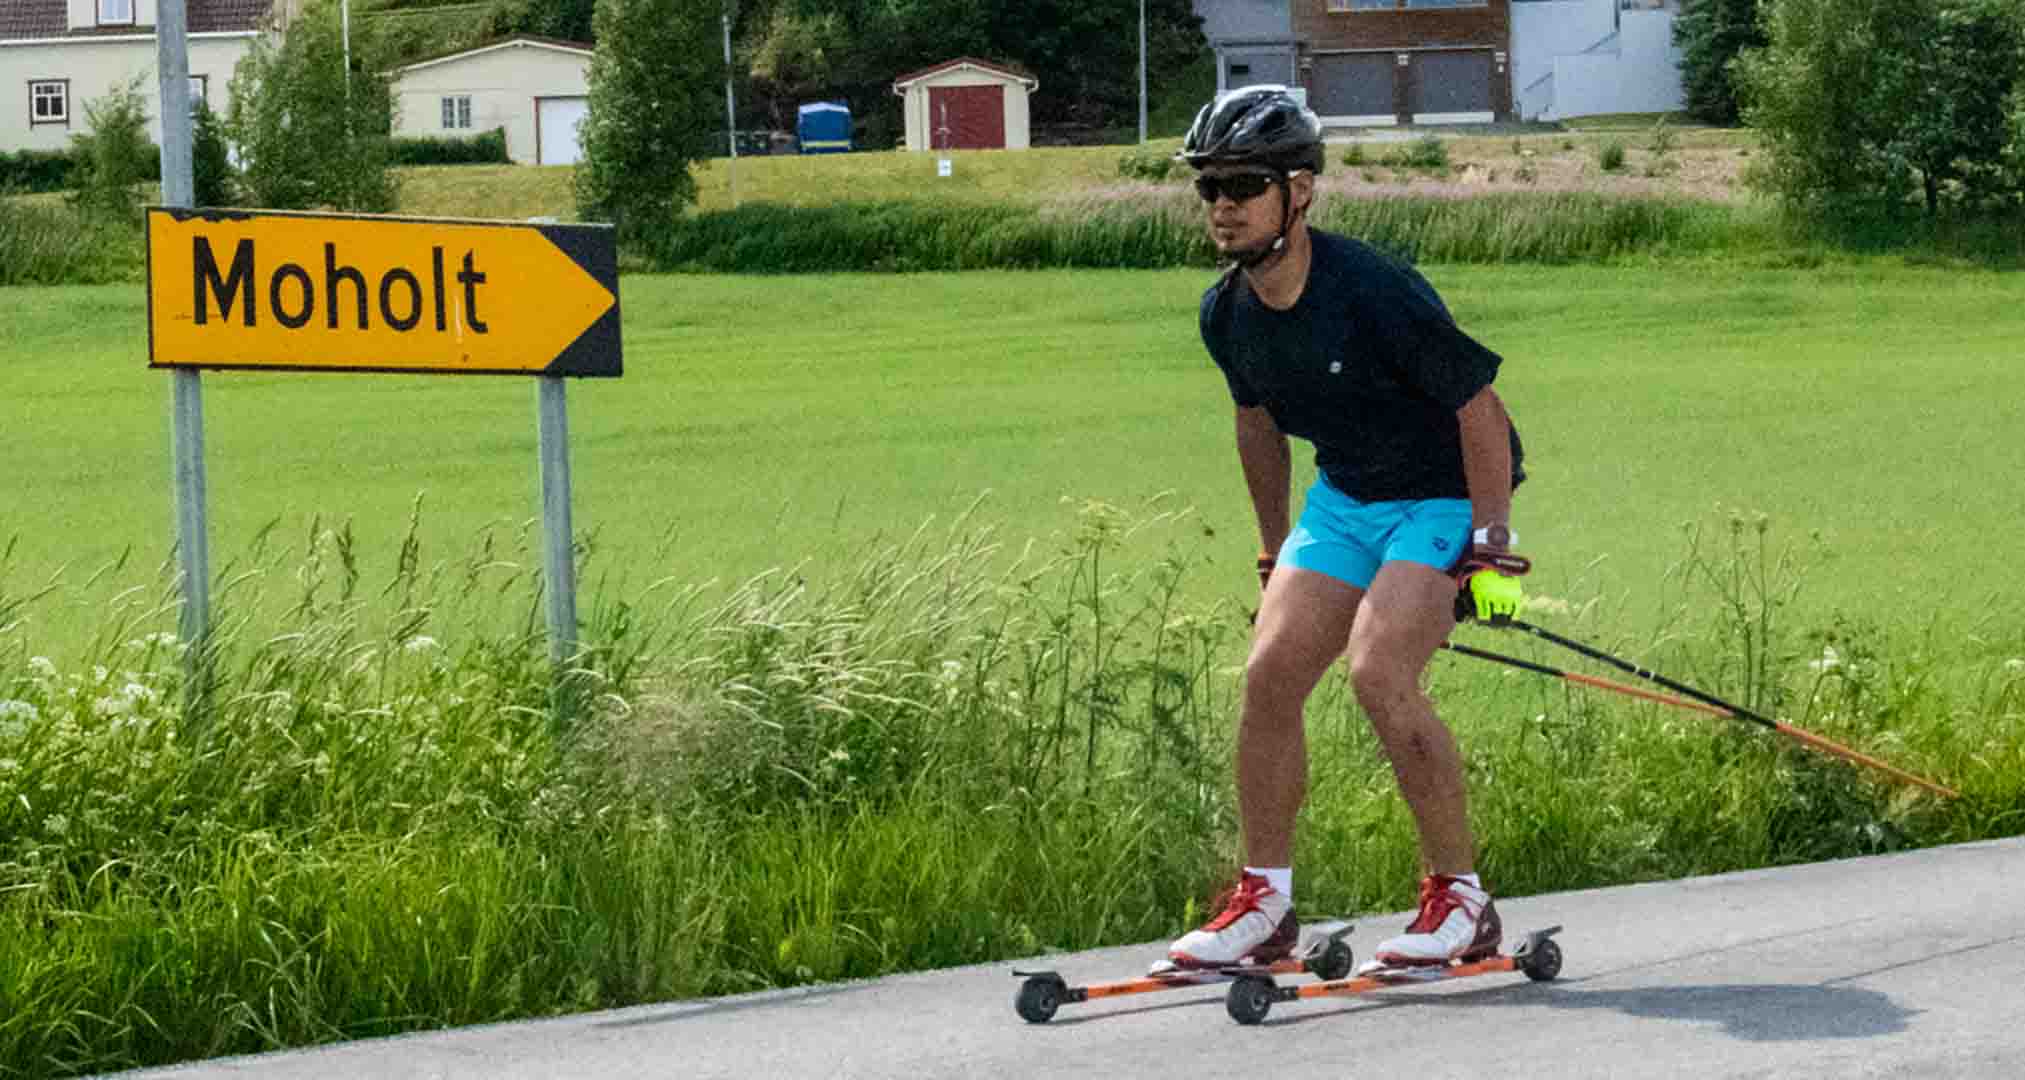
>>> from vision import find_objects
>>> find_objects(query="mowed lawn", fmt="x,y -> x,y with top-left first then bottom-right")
4,261 -> 2023,656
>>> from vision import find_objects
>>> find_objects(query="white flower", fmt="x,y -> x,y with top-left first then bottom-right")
43,814 -> 68,836
27,657 -> 57,680
121,682 -> 158,706
403,635 -> 440,653
0,700 -> 37,725
2006,659 -> 2025,673
1807,646 -> 1841,672
93,695 -> 133,718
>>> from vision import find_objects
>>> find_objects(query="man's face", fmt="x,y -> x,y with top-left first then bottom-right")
1195,166 -> 1285,255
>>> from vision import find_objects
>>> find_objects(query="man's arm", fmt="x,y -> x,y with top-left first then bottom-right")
1235,404 -> 1292,556
1457,386 -> 1513,543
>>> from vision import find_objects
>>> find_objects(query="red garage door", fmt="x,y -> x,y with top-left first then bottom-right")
928,85 -> 1005,149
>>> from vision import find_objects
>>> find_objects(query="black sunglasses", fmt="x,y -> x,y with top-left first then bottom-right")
1194,172 -> 1279,204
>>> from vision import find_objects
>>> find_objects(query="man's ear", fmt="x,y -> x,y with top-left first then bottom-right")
1290,170 -> 1316,216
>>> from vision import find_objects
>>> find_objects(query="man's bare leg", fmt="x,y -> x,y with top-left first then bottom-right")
1238,566 -> 1361,867
1345,560 -> 1474,874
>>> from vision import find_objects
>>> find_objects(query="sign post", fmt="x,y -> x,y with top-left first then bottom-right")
147,207 -> 621,682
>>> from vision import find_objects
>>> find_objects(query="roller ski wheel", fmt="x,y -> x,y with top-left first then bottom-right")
1226,974 -> 1278,1026
1313,939 -> 1355,982
1520,937 -> 1562,982
1014,974 -> 1065,1023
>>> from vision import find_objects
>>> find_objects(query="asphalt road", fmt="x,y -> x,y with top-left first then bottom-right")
121,836 -> 2025,1079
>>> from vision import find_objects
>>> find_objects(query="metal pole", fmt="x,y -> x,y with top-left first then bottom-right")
1138,0 -> 1148,143
723,6 -> 738,206
158,0 -> 210,682
341,0 -> 352,107
536,377 -> 578,666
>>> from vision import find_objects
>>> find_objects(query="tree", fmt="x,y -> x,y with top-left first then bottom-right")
226,0 -> 397,211
486,0 -> 599,44
68,75 -> 155,224
1737,0 -> 2025,215
574,0 -> 721,245
191,99 -> 238,208
1673,0 -> 1765,126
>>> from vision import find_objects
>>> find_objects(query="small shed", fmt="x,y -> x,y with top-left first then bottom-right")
797,102 -> 852,153
389,36 -> 593,166
891,57 -> 1038,152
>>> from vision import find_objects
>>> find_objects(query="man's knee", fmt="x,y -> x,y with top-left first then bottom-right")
1348,650 -> 1420,718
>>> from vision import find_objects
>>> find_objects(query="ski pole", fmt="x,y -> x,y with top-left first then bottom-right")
1440,629 -> 1960,800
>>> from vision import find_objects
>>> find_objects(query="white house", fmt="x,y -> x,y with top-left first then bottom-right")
388,36 -> 592,166
892,57 -> 1037,152
1510,0 -> 1685,122
0,0 -> 279,153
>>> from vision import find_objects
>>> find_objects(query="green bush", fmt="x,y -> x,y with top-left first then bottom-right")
191,100 -> 238,208
0,149 -> 78,194
576,0 -> 720,245
68,76 -> 156,224
1116,146 -> 1175,181
389,126 -> 512,166
1341,143 -> 1367,167
1599,139 -> 1628,172
227,0 -> 397,211
1381,135 -> 1450,170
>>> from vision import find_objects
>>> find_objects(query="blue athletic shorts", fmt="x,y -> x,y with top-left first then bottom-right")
1278,474 -> 1472,590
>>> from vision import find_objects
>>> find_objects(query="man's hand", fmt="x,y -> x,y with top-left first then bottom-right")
1452,547 -> 1530,625
1464,568 -> 1524,624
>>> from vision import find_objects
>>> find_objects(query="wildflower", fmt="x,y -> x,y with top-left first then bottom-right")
2006,659 -> 2025,673
0,758 -> 15,773
403,635 -> 440,654
28,657 -> 57,680
0,700 -> 37,726
42,814 -> 68,836
1807,646 -> 1841,672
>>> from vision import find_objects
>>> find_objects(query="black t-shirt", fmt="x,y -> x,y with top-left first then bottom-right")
1200,230 -> 1524,503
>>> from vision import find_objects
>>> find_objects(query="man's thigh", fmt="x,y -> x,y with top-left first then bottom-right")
1346,559 -> 1457,676
1253,566 -> 1362,689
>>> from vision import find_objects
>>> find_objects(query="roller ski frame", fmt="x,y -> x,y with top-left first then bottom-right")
1222,925 -> 1565,1026
1012,921 -> 1355,1024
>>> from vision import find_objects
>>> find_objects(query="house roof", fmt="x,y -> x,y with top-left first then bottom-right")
891,56 -> 1038,91
0,0 -> 274,42
390,35 -> 593,76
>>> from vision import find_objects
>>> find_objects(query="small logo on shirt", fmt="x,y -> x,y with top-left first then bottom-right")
1329,361 -> 1343,374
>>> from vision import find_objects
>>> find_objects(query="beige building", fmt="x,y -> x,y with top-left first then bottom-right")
389,36 -> 592,166
892,57 -> 1037,152
0,0 -> 276,153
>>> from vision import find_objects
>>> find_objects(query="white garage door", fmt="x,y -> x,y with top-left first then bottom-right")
537,96 -> 588,165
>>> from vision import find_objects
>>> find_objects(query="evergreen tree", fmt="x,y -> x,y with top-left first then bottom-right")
1673,0 -> 1765,126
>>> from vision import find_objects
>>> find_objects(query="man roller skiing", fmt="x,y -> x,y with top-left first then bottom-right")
1162,87 -> 1529,975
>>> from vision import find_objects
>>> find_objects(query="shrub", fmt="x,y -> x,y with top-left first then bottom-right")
67,76 -> 155,224
0,149 -> 78,194
0,200 -> 141,285
1381,135 -> 1449,170
1117,146 -> 1174,181
1341,142 -> 1367,167
1598,140 -> 1628,172
388,126 -> 511,166
1650,118 -> 1679,156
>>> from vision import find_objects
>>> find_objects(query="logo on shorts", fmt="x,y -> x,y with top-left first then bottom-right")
1432,537 -> 1451,552
1329,361 -> 1343,374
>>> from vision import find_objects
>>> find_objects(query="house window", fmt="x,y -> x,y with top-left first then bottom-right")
441,95 -> 472,130
1327,0 -> 1396,9
1229,63 -> 1251,77
29,80 -> 68,126
189,74 -> 209,115
98,0 -> 135,26
1404,0 -> 1483,7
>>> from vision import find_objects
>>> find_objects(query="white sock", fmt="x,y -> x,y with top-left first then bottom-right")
1451,872 -> 1483,892
1245,866 -> 1293,902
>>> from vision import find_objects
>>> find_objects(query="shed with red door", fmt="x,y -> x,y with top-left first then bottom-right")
892,57 -> 1039,151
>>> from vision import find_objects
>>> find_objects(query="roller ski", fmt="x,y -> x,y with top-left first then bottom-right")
1012,920 -> 1354,1024
1223,925 -> 1564,1025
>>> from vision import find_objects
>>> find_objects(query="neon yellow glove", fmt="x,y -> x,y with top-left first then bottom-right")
1467,568 -> 1524,624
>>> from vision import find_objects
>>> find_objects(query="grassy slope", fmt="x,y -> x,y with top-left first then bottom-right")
5,263 -> 2022,658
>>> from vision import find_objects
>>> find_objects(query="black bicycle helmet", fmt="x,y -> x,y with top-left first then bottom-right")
1180,86 -> 1325,176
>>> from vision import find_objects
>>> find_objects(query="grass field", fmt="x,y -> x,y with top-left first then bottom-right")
5,261 -> 2023,658
9,258 -> 2025,1075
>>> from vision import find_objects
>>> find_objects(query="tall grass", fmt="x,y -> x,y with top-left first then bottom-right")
2,502 -> 2021,1075
647,188 -> 1759,273
0,200 -> 141,286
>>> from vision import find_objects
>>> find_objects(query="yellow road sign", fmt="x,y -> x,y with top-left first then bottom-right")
147,208 -> 620,376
